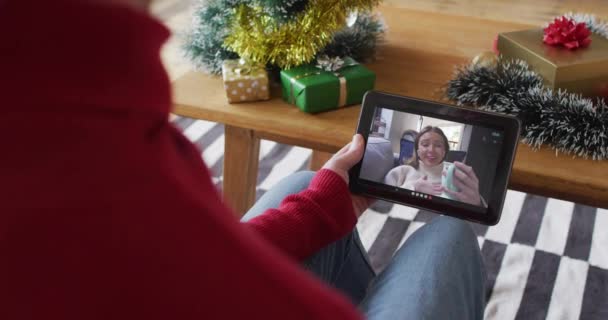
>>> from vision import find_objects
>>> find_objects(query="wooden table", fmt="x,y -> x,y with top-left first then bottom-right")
172,6 -> 608,214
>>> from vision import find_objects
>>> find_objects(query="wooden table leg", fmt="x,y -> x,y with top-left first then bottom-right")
309,150 -> 334,171
223,125 -> 260,216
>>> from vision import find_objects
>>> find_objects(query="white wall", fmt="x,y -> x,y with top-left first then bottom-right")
380,109 -> 394,139
420,117 -> 459,129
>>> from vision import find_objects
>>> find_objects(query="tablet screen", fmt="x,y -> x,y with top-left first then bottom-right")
359,106 -> 505,210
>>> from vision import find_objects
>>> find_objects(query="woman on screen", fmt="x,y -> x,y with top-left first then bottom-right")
384,126 -> 483,206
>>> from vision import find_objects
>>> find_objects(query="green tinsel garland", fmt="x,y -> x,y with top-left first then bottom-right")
446,58 -> 608,160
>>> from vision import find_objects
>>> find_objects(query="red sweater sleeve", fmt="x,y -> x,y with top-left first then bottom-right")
245,169 -> 358,261
0,2 -> 366,319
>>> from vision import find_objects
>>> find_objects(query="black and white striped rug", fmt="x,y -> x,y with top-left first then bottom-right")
174,116 -> 608,320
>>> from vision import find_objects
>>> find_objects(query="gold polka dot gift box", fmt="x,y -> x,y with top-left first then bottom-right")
221,59 -> 270,103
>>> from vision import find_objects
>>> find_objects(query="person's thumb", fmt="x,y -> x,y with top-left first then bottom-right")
338,134 -> 365,168
322,134 -> 365,183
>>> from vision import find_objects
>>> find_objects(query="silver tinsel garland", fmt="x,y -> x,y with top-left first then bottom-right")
446,58 -> 608,160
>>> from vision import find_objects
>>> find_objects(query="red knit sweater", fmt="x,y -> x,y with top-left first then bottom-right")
0,1 -> 363,319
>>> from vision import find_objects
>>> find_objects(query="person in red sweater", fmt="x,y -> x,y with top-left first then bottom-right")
0,0 -> 486,319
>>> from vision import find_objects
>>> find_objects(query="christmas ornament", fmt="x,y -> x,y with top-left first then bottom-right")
346,9 -> 359,27
543,16 -> 592,49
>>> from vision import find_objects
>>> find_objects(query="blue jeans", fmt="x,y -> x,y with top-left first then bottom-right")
242,171 -> 486,320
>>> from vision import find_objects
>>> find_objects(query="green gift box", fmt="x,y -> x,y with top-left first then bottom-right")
280,57 -> 376,113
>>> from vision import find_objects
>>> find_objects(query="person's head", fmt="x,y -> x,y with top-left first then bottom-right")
86,0 -> 152,11
407,126 -> 449,169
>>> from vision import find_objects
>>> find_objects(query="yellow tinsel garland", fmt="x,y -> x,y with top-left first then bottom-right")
224,0 -> 380,69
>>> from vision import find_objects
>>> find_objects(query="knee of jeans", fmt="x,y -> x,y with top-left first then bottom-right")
276,170 -> 316,195
285,171 -> 315,190
292,170 -> 316,182
442,216 -> 487,280
430,216 -> 478,248
424,216 -> 484,276
241,171 -> 317,222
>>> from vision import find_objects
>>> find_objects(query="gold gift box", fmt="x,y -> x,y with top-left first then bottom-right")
221,60 -> 270,103
497,29 -> 608,97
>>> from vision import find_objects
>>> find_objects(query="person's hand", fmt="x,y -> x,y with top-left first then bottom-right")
443,161 -> 482,206
322,134 -> 375,218
413,175 -> 443,195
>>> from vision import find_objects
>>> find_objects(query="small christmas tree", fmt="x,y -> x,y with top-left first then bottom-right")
183,0 -> 385,74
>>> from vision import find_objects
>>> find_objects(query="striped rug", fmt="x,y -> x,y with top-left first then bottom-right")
174,116 -> 608,320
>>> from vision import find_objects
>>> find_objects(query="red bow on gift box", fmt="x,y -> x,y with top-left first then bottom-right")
543,16 -> 592,49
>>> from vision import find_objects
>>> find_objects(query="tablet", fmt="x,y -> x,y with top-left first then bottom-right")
349,91 -> 521,225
